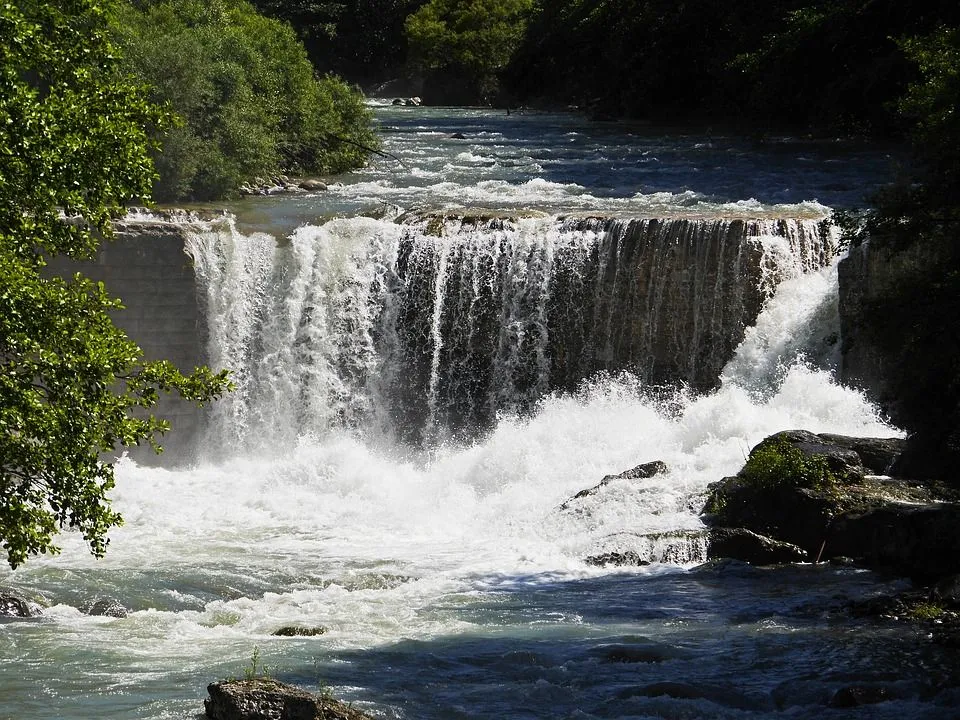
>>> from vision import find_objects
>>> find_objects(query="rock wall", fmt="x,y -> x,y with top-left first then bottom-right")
838,236 -> 960,479
47,219 -> 208,465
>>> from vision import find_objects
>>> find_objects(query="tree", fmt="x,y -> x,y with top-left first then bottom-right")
405,0 -> 535,103
250,0 -> 429,85
0,0 -> 231,569
110,0 -> 379,201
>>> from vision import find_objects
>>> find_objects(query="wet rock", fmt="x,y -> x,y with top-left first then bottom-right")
707,527 -> 808,565
828,502 -> 960,581
271,626 -> 326,637
204,678 -> 371,720
933,574 -> 960,606
299,179 -> 327,192
817,434 -> 906,475
0,591 -> 39,618
830,685 -> 893,708
82,598 -> 128,618
593,640 -> 690,664
585,551 -> 648,567
561,460 -> 668,508
702,429 -> 960,579
450,132 -> 467,139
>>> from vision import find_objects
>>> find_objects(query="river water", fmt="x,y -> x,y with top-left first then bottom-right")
3,106 -> 958,719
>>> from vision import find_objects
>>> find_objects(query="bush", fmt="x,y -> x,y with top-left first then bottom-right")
739,438 -> 840,493
110,0 -> 378,201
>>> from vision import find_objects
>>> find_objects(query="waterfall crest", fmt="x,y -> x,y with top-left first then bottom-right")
186,214 -> 834,452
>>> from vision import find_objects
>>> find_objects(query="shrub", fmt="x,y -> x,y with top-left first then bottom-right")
110,0 -> 378,201
739,438 -> 840,493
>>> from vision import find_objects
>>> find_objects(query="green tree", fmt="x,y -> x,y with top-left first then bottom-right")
250,0 -> 428,85
0,0 -> 231,568
405,0 -> 535,103
111,0 -> 378,201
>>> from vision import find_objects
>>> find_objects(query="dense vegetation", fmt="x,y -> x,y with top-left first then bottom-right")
404,0 -> 535,104
842,26 -> 960,480
250,0 -> 428,88
0,0 -> 231,568
111,0 -> 378,202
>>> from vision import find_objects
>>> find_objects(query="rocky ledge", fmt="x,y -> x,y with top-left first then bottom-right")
701,429 -> 960,581
205,678 -> 371,720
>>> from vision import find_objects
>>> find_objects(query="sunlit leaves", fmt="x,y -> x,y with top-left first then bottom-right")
0,1 -> 231,568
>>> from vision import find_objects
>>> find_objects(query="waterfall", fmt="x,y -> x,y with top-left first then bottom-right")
186,214 -> 834,453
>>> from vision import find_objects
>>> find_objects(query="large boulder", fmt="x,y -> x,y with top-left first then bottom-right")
702,430 -> 960,578
204,678 -> 371,720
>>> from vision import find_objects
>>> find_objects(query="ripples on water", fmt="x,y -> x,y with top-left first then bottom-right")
3,106 -> 954,720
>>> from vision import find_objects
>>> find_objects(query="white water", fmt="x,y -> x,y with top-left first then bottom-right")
5,107 -> 944,720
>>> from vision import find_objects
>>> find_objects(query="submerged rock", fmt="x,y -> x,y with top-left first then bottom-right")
0,591 -> 39,618
82,597 -> 128,618
204,678 -> 371,720
585,551 -> 649,567
271,626 -> 326,637
830,685 -> 894,708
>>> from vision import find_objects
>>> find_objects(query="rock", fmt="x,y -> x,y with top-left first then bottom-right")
585,551 -> 648,567
828,502 -> 960,581
204,678 -> 371,720
766,430 -> 865,480
707,527 -> 809,565
703,429 -> 960,579
299,179 -> 327,192
81,598 -> 128,618
392,98 -> 403,105
932,574 -> 960,607
271,626 -> 326,637
561,460 -> 668,508
0,591 -> 39,618
830,685 -> 893,708
816,434 -> 905,475
450,132 -> 467,139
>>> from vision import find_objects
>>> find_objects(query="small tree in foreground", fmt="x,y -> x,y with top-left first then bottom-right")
0,0 -> 231,569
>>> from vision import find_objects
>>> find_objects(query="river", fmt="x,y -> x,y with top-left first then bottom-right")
3,105 -> 957,719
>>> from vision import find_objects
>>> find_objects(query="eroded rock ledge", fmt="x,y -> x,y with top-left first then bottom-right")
701,429 -> 960,581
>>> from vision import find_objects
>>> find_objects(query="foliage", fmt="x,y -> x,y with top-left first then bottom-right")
110,0 -> 378,201
0,0 -> 231,568
907,601 -> 946,621
503,0 -> 960,130
405,0 -> 535,102
739,439 -> 839,494
242,646 -> 273,680
251,0 -> 429,86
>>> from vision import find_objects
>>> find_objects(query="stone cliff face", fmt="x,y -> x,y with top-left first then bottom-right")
838,236 -> 960,480
47,217 -> 209,465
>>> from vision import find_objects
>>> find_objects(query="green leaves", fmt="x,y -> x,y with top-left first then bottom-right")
0,1 -> 232,568
405,0 -> 535,101
110,0 -> 378,201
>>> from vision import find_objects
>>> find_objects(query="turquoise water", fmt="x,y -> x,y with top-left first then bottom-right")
4,107 -> 954,720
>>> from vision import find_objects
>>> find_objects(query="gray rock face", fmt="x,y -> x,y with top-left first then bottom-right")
204,679 -> 371,720
706,527 -> 808,565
